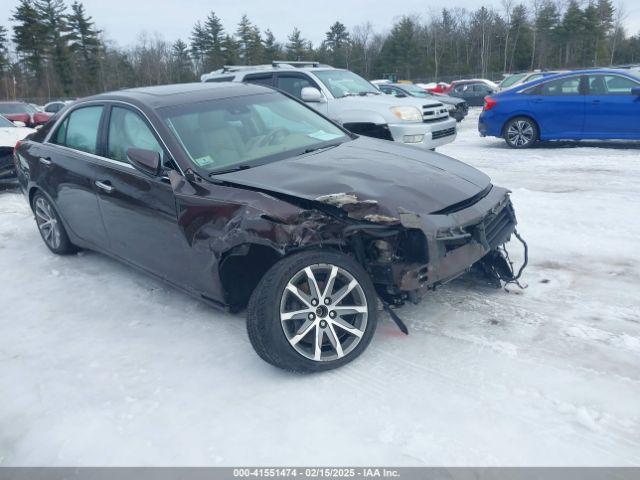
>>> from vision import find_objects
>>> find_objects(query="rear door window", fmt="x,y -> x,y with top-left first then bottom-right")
538,76 -> 581,96
52,106 -> 104,154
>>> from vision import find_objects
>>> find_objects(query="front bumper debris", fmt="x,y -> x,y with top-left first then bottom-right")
392,186 -> 525,298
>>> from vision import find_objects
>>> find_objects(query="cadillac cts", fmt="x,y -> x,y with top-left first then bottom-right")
14,82 -> 525,372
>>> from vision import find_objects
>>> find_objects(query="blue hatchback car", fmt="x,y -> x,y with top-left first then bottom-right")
479,69 -> 640,148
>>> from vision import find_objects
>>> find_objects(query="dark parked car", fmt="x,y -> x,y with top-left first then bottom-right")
444,80 -> 498,106
480,69 -> 640,148
378,83 -> 469,122
0,101 -> 52,127
15,82 -> 524,372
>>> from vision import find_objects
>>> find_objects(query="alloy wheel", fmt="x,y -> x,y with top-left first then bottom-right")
507,120 -> 535,147
34,197 -> 61,250
279,263 -> 368,362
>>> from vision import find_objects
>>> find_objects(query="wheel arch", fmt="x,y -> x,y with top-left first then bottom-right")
501,114 -> 541,139
219,242 -> 351,311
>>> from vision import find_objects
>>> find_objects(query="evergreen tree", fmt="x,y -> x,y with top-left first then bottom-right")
236,14 -> 263,65
170,39 -> 193,82
190,12 -> 226,73
222,34 -> 239,65
36,0 -> 74,95
533,0 -> 559,69
263,29 -> 282,62
324,21 -> 350,67
507,4 -> 532,72
377,17 -> 422,79
11,0 -> 47,80
68,1 -> 101,94
190,21 -> 207,72
286,28 -> 309,60
559,0 -> 584,67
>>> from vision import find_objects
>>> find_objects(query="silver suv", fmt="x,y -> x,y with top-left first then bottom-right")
201,62 -> 457,150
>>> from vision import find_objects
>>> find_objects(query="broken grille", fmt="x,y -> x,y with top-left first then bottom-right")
475,203 -> 517,249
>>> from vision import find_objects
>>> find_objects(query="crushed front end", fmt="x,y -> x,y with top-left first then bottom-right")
359,185 -> 527,304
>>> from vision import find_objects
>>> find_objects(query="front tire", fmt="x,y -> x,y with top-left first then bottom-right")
504,117 -> 538,149
32,192 -> 77,255
246,250 -> 378,373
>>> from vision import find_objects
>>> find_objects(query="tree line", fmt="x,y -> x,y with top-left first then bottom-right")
1,0 -> 639,102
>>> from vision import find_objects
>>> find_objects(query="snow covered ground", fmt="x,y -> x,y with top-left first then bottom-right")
1,109 -> 640,466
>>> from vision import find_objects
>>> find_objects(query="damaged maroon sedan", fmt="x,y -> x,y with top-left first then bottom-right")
15,82 -> 526,372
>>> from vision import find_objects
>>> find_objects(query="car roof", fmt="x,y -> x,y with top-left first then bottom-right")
202,65 -> 340,81
498,68 -> 640,94
79,82 -> 274,109
386,83 -> 422,89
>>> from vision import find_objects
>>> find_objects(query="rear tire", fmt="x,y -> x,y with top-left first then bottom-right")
246,250 -> 378,373
503,117 -> 538,149
32,192 -> 77,255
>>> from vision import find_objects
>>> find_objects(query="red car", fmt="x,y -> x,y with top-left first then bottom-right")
0,101 -> 52,127
426,82 -> 450,94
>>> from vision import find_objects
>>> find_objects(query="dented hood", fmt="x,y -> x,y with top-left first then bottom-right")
215,137 -> 491,220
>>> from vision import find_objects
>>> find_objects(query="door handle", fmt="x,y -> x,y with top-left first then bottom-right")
39,157 -> 52,166
592,100 -> 601,104
95,180 -> 114,193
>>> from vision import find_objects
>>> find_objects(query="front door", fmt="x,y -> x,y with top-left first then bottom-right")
584,73 -> 640,138
275,72 -> 329,115
93,104 -> 192,286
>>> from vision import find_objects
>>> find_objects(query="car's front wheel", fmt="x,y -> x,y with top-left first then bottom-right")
32,192 -> 77,255
504,117 -> 538,148
247,250 -> 378,373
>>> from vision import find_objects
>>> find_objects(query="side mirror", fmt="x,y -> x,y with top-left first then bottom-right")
127,148 -> 161,176
631,87 -> 640,96
301,87 -> 324,103
395,92 -> 408,98
13,121 -> 26,127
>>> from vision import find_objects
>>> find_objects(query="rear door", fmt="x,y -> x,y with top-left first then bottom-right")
526,75 -> 586,139
38,104 -> 108,247
93,104 -> 192,285
583,73 -> 640,138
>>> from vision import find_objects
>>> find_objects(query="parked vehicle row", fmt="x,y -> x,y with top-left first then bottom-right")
377,83 -> 469,122
202,62 -> 458,150
497,70 -> 568,92
0,101 -> 53,128
13,80 -> 524,372
0,115 -> 35,184
480,68 -> 640,148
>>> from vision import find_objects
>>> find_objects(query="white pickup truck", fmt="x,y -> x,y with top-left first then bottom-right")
202,62 -> 457,150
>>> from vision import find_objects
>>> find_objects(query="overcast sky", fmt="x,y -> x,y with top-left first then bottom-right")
4,0 -> 640,48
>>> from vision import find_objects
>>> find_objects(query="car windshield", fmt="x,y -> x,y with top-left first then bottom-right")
0,115 -> 15,128
314,70 -> 380,98
161,93 -> 349,174
0,103 -> 35,114
499,73 -> 527,88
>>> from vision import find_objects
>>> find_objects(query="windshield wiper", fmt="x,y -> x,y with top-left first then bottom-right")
296,144 -> 341,156
358,91 -> 380,96
209,164 -> 251,176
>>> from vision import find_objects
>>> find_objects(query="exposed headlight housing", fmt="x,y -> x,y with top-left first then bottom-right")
390,106 -> 422,122
447,104 -> 456,111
